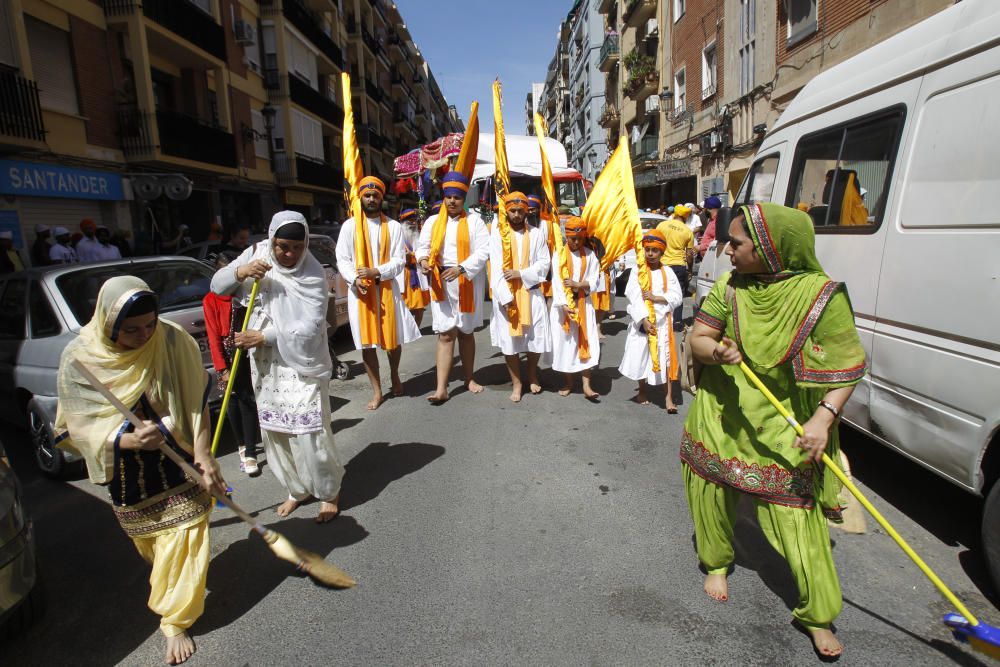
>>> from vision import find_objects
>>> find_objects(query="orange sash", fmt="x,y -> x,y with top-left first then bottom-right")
355,216 -> 399,350
428,209 -> 475,312
507,227 -> 533,336
562,246 -> 590,362
654,266 -> 679,381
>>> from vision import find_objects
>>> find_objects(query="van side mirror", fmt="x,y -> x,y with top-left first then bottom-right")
714,207 -> 734,244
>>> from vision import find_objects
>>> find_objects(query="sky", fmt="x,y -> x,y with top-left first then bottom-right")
394,0 -> 575,137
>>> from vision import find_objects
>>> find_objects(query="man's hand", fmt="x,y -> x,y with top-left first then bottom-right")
441,266 -> 462,282
640,319 -> 655,335
563,278 -> 585,290
641,289 -> 665,304
562,305 -> 578,319
356,266 -> 380,280
236,259 -> 271,282
193,454 -> 228,496
235,330 -> 266,349
418,259 -> 431,275
502,269 -> 521,281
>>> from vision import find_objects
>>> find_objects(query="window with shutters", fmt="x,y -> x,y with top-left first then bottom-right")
739,0 -> 756,97
673,68 -> 686,111
785,0 -> 818,48
25,17 -> 80,115
285,28 -> 318,89
251,109 -> 269,159
701,42 -> 717,100
0,0 -> 17,68
292,109 -> 323,161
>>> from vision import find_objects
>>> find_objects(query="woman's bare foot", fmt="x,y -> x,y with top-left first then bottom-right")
666,403 -> 678,413
366,392 -> 384,411
465,379 -> 484,393
509,382 -> 523,403
558,385 -> 572,397
316,496 -> 339,523
704,573 -> 729,602
528,383 -> 542,394
165,632 -> 195,665
427,390 -> 449,404
391,375 -> 404,396
798,622 -> 843,658
276,498 -> 301,517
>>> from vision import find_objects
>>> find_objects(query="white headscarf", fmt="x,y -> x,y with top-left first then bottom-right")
249,211 -> 331,377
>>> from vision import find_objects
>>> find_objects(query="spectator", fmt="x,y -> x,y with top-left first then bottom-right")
76,219 -> 102,262
112,228 -> 133,258
0,232 -> 24,273
214,223 -> 250,256
49,227 -> 79,264
31,225 -> 53,267
698,196 -> 723,258
93,226 -> 123,261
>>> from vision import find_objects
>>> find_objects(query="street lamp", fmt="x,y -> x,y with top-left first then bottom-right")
658,86 -> 674,114
261,104 -> 277,132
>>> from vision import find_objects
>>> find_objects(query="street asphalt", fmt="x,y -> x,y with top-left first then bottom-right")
1,295 -> 997,666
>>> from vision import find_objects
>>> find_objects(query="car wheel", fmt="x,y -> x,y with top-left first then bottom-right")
1,571 -> 44,638
983,479 -> 1000,594
28,404 -> 63,478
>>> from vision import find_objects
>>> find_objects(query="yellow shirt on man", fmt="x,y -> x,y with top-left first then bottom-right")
655,217 -> 695,267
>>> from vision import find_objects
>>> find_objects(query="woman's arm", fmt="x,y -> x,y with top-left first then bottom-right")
795,385 -> 856,463
192,406 -> 227,495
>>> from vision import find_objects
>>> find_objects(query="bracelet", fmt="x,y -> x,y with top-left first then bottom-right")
817,400 -> 840,418
711,347 -> 722,363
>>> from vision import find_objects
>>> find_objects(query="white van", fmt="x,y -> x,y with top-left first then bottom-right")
696,0 -> 1000,588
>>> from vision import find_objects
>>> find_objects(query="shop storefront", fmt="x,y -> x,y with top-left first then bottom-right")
656,159 -> 698,206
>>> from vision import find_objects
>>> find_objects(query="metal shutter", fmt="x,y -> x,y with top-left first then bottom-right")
17,198 -> 104,236
25,17 -> 79,115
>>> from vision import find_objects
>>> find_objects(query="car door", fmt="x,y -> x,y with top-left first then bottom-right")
0,277 -> 28,423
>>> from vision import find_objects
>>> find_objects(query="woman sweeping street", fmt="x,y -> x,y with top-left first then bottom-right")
55,276 -> 227,665
211,211 -> 345,523
681,203 -> 867,658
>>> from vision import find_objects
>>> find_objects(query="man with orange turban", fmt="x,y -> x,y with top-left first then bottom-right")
415,171 -> 490,403
549,217 -> 601,399
618,229 -> 684,411
489,192 -> 551,403
335,176 -> 421,410
76,218 -> 102,263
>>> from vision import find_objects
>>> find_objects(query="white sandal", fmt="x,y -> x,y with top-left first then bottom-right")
244,457 -> 259,476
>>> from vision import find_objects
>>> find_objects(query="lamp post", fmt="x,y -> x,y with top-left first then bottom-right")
658,86 -> 674,114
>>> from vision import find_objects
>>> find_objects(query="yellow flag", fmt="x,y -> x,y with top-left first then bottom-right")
493,80 -> 513,272
533,113 -> 573,309
454,102 -> 479,181
582,137 -> 660,371
341,72 -> 364,224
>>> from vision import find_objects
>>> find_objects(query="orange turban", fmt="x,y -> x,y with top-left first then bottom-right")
564,216 -> 587,238
80,218 -> 97,233
503,191 -> 529,211
642,229 -> 667,250
357,176 -> 386,198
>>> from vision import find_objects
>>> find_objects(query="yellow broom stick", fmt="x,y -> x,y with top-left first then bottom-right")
723,343 -> 980,626
211,279 -> 261,456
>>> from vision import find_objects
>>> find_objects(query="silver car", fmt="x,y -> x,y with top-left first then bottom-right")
0,440 -> 39,634
0,257 -> 221,477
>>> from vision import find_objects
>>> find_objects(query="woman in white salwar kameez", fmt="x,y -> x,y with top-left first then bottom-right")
335,176 -> 421,410
489,192 -> 552,402
618,229 -> 684,411
550,217 -> 601,399
211,211 -> 345,523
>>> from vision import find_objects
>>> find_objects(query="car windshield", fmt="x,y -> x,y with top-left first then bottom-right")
55,260 -> 215,326
309,236 -> 337,269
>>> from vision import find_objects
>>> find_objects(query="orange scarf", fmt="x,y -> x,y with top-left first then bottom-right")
508,227 -> 533,335
540,219 -> 557,297
561,246 -> 590,362
653,265 -> 679,381
428,208 -> 474,312
355,215 -> 399,349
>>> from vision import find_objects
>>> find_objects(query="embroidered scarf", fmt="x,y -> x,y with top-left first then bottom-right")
354,214 -> 399,349
428,207 -> 474,312
508,227 -> 533,335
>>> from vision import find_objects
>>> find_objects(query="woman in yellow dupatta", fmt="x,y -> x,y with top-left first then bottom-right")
55,276 -> 226,665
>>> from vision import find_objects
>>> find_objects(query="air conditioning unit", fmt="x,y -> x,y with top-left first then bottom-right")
235,20 -> 256,45
698,135 -> 713,154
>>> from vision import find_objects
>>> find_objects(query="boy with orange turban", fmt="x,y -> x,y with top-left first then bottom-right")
618,229 -> 684,411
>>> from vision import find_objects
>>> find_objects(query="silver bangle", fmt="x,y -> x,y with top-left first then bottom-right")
818,400 -> 840,418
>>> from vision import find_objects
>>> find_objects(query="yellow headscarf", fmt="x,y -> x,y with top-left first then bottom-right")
55,276 -> 208,484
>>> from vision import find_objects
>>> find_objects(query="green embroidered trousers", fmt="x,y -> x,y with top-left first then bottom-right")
683,463 -> 842,628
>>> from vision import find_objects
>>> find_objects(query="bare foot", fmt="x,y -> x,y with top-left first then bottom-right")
584,390 -> 600,400
704,573 -> 729,602
529,383 -> 542,394
427,391 -> 449,404
634,392 -> 650,405
366,393 -> 384,411
316,497 -> 339,523
599,332 -> 607,340
509,383 -> 523,403
165,632 -> 195,665
276,498 -> 301,517
558,386 -> 572,397
666,403 -> 678,413
391,376 -> 404,396
465,379 -> 484,394
802,624 -> 843,658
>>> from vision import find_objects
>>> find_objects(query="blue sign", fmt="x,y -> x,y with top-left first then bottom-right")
0,160 -> 125,201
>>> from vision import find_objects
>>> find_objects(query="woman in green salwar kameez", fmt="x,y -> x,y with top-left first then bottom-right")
683,202 -> 866,658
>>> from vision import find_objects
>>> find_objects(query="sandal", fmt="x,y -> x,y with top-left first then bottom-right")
244,457 -> 260,476
237,446 -> 247,472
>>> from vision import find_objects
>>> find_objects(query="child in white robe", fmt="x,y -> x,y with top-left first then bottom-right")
550,216 -> 601,398
618,229 -> 684,411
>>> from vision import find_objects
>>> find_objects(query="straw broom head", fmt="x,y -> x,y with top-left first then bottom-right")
262,529 -> 356,588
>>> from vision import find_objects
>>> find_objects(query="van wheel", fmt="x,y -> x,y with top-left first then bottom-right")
28,405 -> 63,478
983,480 -> 1000,594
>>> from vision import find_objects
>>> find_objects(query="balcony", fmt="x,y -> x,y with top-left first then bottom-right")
391,73 -> 413,100
387,33 -> 405,59
273,151 -> 295,187
598,35 -> 619,72
668,104 -> 692,125
362,29 -> 381,57
625,71 -> 658,101
631,136 -> 658,165
264,69 -> 289,101
0,70 -> 46,142
157,109 -> 237,167
702,83 -> 717,101
597,0 -> 615,13
114,0 -> 227,61
117,107 -> 155,160
289,75 -> 344,128
283,0 -> 345,70
624,0 -> 657,28
598,103 -> 619,128
364,79 -> 383,104
296,155 -> 343,189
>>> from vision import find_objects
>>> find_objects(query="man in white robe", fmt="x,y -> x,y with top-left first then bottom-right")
489,192 -> 551,402
618,229 -> 684,411
336,176 -> 421,410
416,171 -> 490,403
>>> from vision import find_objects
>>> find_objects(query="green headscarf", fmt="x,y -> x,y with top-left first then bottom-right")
731,203 -> 866,386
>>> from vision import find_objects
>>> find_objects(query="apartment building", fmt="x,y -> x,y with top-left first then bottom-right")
0,0 -> 459,261
524,82 -> 544,135
565,0 -> 609,181
538,18 -> 571,147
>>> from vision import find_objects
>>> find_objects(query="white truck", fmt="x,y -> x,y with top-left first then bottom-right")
696,0 -> 1000,589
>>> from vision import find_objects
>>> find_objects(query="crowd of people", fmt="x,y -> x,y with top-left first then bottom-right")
52,169 -> 866,662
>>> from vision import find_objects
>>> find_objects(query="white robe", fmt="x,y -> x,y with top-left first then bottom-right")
75,237 -> 103,263
549,247 -> 600,373
618,265 -> 683,385
488,224 -> 551,355
336,216 -> 421,350
415,210 -> 490,334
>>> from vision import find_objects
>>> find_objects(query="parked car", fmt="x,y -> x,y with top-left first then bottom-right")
178,235 -> 349,331
0,257 -> 222,477
0,441 -> 41,636
639,212 -> 667,230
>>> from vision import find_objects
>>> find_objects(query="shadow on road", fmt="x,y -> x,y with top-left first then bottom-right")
340,441 -> 445,512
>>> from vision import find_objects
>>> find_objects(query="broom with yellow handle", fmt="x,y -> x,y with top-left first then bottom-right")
70,359 -> 356,589
210,278 -> 261,457
720,342 -> 1000,659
